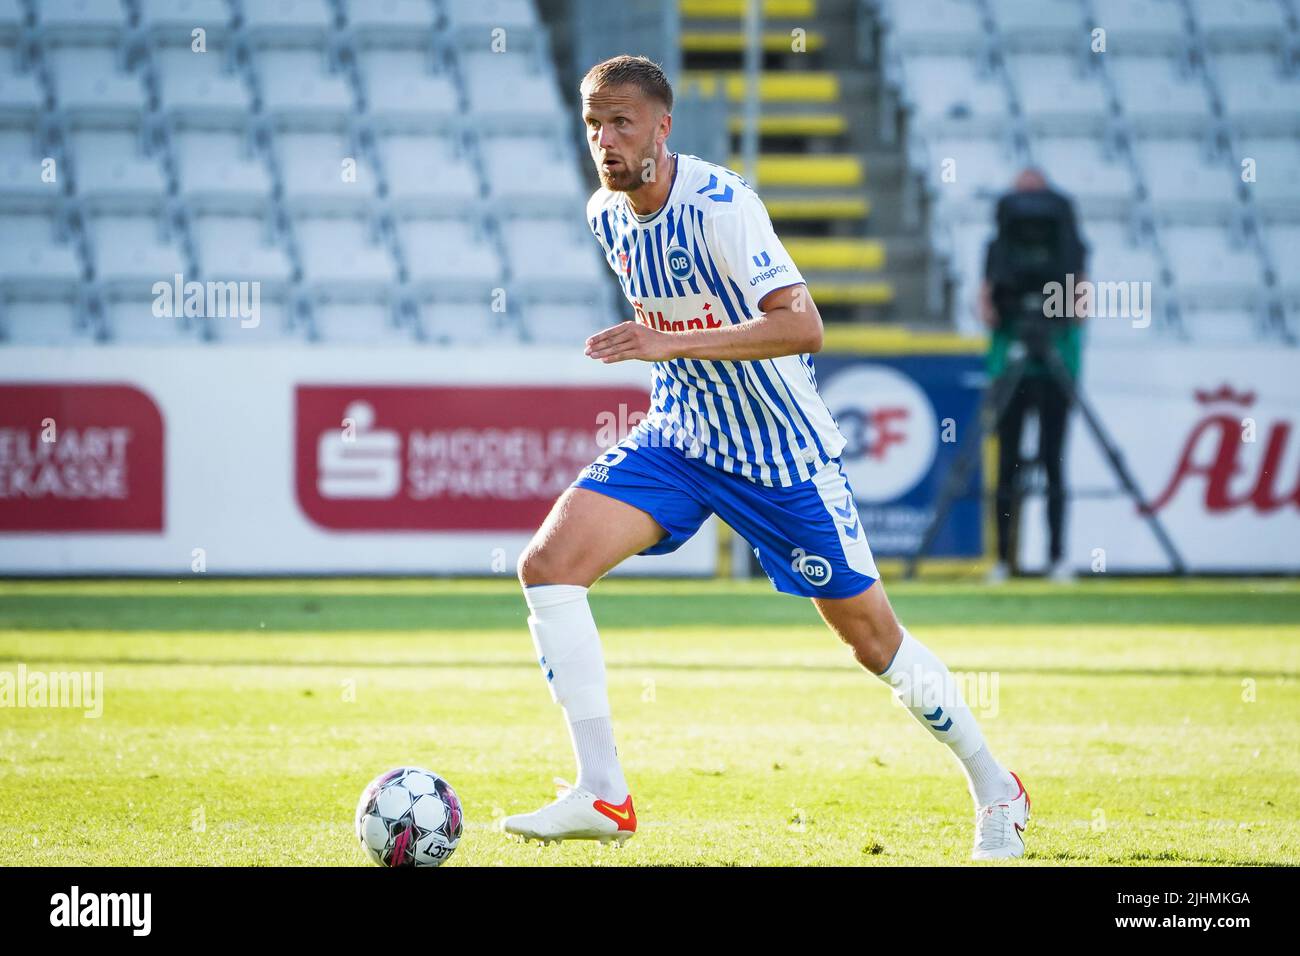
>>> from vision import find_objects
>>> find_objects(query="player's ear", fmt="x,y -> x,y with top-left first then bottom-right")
659,110 -> 671,146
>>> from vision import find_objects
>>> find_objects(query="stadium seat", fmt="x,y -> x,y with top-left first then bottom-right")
1133,138 -> 1243,221
276,130 -> 379,213
0,211 -> 81,294
154,44 -> 252,126
518,299 -> 608,346
917,134 -> 1013,217
35,0 -> 126,43
294,214 -> 397,294
358,49 -> 459,129
1088,0 -> 1188,54
47,43 -> 146,126
70,129 -> 169,213
192,213 -> 294,289
1082,219 -> 1164,288
1108,55 -> 1211,134
1005,53 -> 1110,135
421,298 -> 522,347
1177,305 -> 1264,343
401,217 -> 503,286
500,218 -> 605,284
254,48 -> 353,125
443,0 -> 539,31
1264,224 -> 1300,294
1033,136 -> 1135,217
879,0 -> 987,54
87,212 -> 187,293
139,0 -> 233,40
310,300 -> 417,345
106,304 -> 209,345
175,129 -> 274,212
379,133 -> 480,210
240,0 -> 335,45
985,0 -> 1084,51
460,51 -> 563,119
1189,0 -> 1288,51
1237,137 -> 1300,217
0,127 -> 60,212
1213,52 -> 1300,134
480,135 -> 584,209
898,54 -> 1009,134
0,0 -> 24,41
0,44 -> 44,123
342,0 -> 438,44
0,301 -> 93,345
1162,223 -> 1265,306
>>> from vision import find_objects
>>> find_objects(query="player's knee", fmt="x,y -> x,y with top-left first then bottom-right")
846,617 -> 903,674
516,543 -> 569,587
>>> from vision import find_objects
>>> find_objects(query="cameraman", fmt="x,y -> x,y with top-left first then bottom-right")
978,168 -> 1087,583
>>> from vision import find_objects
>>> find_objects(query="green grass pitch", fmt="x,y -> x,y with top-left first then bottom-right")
1,577 -> 1297,866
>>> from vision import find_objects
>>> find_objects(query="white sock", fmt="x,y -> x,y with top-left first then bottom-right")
568,716 -> 629,804
877,628 -> 1017,806
523,584 -> 628,803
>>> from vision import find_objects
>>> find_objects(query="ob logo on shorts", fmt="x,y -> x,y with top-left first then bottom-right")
665,246 -> 693,282
791,547 -> 833,586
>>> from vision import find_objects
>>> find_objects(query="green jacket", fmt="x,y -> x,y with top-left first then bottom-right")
987,318 -> 1083,380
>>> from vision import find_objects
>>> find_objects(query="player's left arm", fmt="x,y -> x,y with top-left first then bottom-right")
586,193 -> 822,363
585,283 -> 822,363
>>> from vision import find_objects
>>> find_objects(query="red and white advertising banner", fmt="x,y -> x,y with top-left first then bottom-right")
0,348 -> 717,575
1016,345 -> 1300,572
0,384 -> 164,531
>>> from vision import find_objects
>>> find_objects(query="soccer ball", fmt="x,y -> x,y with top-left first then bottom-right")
355,766 -> 464,867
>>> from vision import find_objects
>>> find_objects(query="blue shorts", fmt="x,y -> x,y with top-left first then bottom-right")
572,433 -> 880,599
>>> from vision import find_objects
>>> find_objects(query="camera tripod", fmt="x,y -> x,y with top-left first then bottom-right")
904,318 -> 1186,578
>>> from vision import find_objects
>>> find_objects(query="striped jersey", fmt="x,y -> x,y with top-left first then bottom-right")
585,152 -> 846,488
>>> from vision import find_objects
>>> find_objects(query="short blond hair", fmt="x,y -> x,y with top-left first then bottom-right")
580,55 -> 673,112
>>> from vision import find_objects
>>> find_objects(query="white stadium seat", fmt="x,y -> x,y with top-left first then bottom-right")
1213,52 -> 1300,134
899,55 -> 1009,134
380,134 -> 480,208
1005,53 -> 1110,135
1108,55 -> 1211,134
1088,0 -> 1188,54
1162,223 -> 1264,306
985,0 -> 1084,51
294,215 -> 397,292
1189,0 -> 1288,50
1,302 -> 92,345
1134,138 -> 1242,221
277,131 -> 379,212
402,217 -> 503,285
880,0 -> 986,54
70,130 -> 169,212
87,213 -> 187,291
193,214 -> 293,288
1033,137 -> 1135,216
175,130 -> 274,212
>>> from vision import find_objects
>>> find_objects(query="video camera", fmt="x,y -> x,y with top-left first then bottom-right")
984,188 -> 1086,340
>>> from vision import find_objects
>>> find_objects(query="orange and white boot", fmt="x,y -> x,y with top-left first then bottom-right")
500,778 -> 636,846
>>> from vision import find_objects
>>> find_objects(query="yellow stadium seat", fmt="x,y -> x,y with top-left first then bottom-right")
734,153 -> 863,187
807,282 -> 897,305
785,239 -> 886,271
680,0 -> 816,18
764,196 -> 870,220
681,30 -> 825,53
727,113 -> 846,136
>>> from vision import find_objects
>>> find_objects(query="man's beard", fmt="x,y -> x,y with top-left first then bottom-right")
598,153 -> 653,192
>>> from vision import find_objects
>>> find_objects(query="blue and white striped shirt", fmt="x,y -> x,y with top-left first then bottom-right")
586,152 -> 846,487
